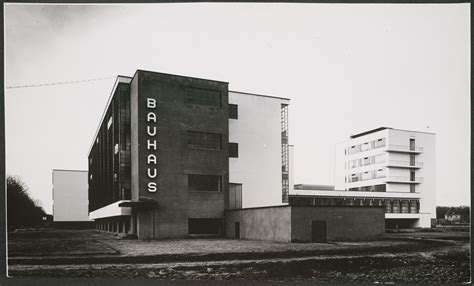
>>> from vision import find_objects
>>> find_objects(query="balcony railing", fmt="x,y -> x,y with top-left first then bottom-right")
387,160 -> 423,167
348,173 -> 386,183
385,176 -> 423,183
388,144 -> 423,152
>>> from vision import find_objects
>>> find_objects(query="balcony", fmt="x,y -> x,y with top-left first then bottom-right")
387,144 -> 423,154
348,173 -> 386,183
385,176 -> 423,184
386,160 -> 423,169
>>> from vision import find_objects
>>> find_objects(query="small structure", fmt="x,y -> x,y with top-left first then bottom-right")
52,169 -> 93,228
444,208 -> 462,223
225,205 -> 385,242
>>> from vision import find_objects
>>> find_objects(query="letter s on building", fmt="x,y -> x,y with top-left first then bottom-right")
148,182 -> 157,192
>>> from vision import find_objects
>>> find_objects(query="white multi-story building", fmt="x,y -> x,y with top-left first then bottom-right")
290,127 -> 436,228
228,91 -> 291,208
52,169 -> 92,228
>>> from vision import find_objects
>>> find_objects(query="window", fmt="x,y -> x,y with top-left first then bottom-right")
186,87 -> 221,107
228,183 -> 242,210
375,138 -> 386,148
187,131 -> 222,150
374,184 -> 386,192
361,142 -> 370,151
229,104 -> 238,119
229,143 -> 239,158
107,116 -> 113,130
362,171 -> 371,181
409,138 -> 416,151
188,174 -> 222,192
188,218 -> 221,235
375,168 -> 385,179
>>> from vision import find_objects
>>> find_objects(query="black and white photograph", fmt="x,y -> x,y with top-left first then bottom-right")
4,2 -> 470,284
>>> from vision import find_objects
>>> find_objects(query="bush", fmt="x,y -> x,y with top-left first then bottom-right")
7,175 -> 46,231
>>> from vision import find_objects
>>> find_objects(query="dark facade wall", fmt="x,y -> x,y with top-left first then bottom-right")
225,207 -> 292,242
291,206 -> 385,242
130,75 -> 139,202
188,192 -> 225,218
131,71 -> 229,239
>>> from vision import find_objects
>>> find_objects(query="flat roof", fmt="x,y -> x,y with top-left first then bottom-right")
225,205 -> 383,212
133,69 -> 229,84
229,90 -> 290,101
350,127 -> 435,139
52,169 -> 88,173
350,127 -> 391,139
88,76 -> 132,155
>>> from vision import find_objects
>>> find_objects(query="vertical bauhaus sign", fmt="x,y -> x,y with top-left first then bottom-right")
145,98 -> 158,192
130,73 -> 162,200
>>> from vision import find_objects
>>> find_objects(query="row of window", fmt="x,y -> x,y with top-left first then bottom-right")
281,104 -> 289,203
346,154 -> 386,169
186,131 -> 238,158
347,168 -> 386,183
349,184 -> 386,192
347,137 -> 386,155
185,86 -> 239,120
186,87 -> 221,107
289,197 -> 420,214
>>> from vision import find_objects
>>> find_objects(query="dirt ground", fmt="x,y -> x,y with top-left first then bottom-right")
7,227 -> 470,283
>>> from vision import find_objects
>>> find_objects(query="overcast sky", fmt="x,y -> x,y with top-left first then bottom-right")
5,3 -> 470,213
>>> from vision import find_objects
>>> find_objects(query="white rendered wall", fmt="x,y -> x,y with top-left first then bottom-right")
229,91 -> 290,208
334,128 -> 436,227
52,170 -> 90,222
388,129 -> 436,226
334,129 -> 390,190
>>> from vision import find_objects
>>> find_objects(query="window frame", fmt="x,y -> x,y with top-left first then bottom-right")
229,104 -> 238,119
229,142 -> 239,158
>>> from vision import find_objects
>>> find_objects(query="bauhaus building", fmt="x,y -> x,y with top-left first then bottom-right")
289,127 -> 436,228
88,70 -> 294,239
87,70 -> 385,241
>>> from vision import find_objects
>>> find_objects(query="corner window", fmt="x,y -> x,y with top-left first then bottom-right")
229,142 -> 239,158
229,104 -> 238,119
186,87 -> 221,107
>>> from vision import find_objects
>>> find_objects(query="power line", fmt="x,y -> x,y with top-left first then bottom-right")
5,76 -> 116,89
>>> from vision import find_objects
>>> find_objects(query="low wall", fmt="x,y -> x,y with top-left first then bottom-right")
225,206 -> 291,242
53,221 -> 94,229
225,206 -> 385,242
291,206 -> 385,242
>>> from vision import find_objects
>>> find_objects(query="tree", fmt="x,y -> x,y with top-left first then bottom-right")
7,175 -> 46,230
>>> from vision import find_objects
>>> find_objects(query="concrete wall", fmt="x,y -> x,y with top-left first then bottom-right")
291,206 -> 385,242
225,206 -> 385,242
131,71 -> 228,239
225,206 -> 292,242
52,170 -> 90,222
228,91 -> 290,208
